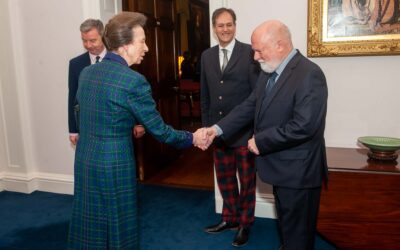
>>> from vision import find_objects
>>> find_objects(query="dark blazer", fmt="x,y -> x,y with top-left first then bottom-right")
217,51 -> 328,188
200,40 -> 260,147
68,52 -> 90,133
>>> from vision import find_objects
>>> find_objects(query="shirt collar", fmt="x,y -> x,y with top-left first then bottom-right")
219,39 -> 236,53
89,48 -> 107,64
103,52 -> 129,67
274,48 -> 297,77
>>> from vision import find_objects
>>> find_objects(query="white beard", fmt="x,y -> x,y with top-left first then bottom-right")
258,60 -> 275,73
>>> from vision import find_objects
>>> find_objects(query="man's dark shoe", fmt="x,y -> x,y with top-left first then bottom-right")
232,227 -> 250,247
204,221 -> 239,234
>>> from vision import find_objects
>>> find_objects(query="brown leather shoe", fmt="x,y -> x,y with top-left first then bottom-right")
204,221 -> 239,234
232,227 -> 250,247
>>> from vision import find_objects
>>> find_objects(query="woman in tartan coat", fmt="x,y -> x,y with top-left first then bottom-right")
68,12 -> 206,249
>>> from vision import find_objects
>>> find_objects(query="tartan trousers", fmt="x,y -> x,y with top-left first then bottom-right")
213,145 -> 256,227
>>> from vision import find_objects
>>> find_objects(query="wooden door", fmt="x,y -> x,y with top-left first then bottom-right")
123,0 -> 181,180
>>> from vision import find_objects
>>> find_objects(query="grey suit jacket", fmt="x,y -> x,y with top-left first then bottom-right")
217,51 -> 328,188
200,40 -> 260,147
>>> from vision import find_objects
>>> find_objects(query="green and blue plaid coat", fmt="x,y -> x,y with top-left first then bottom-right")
68,53 -> 192,250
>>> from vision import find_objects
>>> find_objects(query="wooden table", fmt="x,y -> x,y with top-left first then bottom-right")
318,147 -> 400,250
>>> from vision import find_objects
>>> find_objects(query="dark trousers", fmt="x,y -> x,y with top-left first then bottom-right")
273,186 -> 321,250
213,145 -> 256,227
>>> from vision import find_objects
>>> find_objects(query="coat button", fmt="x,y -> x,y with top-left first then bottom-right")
219,96 -> 222,100
219,111 -> 223,115
220,80 -> 223,84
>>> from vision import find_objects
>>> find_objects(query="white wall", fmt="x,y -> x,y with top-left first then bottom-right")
0,0 -> 32,192
22,0 -> 85,175
0,1 -> 27,172
0,2 -> 9,191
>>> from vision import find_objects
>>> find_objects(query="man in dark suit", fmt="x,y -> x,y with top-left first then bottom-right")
200,8 -> 260,248
206,20 -> 328,250
68,19 -> 107,145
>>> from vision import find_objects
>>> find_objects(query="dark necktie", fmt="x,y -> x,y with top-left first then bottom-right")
265,71 -> 278,95
259,72 -> 278,118
221,49 -> 228,72
95,56 -> 100,63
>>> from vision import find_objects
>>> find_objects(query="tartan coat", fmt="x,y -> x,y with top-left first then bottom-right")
68,53 -> 192,250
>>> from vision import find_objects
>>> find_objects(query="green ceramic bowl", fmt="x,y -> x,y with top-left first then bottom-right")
358,136 -> 400,152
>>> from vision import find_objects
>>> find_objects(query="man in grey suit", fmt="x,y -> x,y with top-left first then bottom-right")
200,8 -> 260,248
206,20 -> 328,250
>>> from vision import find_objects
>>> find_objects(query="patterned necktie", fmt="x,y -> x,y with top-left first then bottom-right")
221,49 -> 228,72
265,71 -> 278,95
95,56 -> 100,63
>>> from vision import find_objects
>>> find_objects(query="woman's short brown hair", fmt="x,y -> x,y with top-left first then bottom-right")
103,12 -> 147,51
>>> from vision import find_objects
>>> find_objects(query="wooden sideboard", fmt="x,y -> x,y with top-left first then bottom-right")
318,147 -> 400,250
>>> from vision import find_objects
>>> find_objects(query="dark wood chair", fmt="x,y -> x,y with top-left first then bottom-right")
179,79 -> 200,124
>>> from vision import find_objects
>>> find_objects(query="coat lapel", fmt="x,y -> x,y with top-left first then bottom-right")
209,46 -> 222,76
223,40 -> 241,74
255,72 -> 269,120
84,52 -> 91,66
257,53 -> 302,120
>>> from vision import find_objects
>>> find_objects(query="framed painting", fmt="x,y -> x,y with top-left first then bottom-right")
307,0 -> 400,57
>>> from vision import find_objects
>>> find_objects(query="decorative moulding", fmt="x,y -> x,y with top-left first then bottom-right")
0,172 -> 73,194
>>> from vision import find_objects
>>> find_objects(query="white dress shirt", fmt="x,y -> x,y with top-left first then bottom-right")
89,48 -> 107,65
219,39 -> 236,70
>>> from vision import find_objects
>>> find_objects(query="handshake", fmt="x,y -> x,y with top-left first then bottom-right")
191,126 -> 260,154
192,127 -> 218,151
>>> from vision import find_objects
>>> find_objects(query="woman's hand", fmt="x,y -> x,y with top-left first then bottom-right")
133,125 -> 145,138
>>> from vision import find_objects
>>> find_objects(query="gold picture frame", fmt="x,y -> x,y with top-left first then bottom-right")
307,0 -> 400,57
